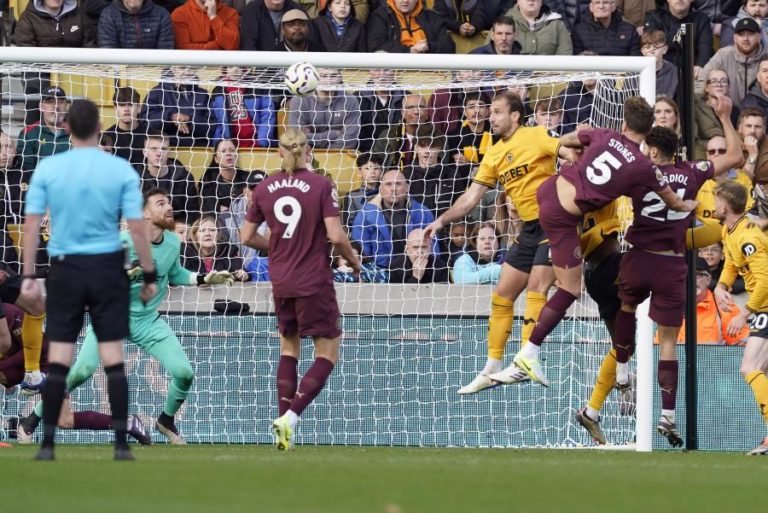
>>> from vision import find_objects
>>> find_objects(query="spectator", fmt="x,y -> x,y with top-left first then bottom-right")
297,0 -> 369,21
405,131 -> 471,218
428,70 -> 492,136
182,214 -> 250,281
13,0 -> 97,47
506,0 -> 573,55
137,132 -> 201,222
741,55 -> 768,117
697,136 -> 754,217
200,139 -> 256,214
641,30 -> 678,100
367,0 -> 456,54
16,86 -> 70,171
434,0 -> 493,37
313,0 -> 366,51
506,81 -> 534,121
699,243 -> 746,294
171,0 -> 240,49
99,132 -> 115,153
239,0 -> 304,50
288,68 -> 361,149
357,68 -> 404,153
663,257 -> 749,345
644,0 -> 713,74
532,97 -> 563,134
389,228 -> 449,283
721,1 -> 768,48
697,0 -> 743,37
98,0 -> 175,48
740,107 -> 767,182
105,86 -> 149,166
444,221 -> 468,267
371,92 -> 429,169
572,0 -> 640,56
0,130 -> 28,227
469,14 -> 522,55
342,152 -> 384,230
211,66 -> 275,148
704,17 -> 766,106
561,71 -> 596,134
446,91 -> 492,166
270,8 -> 326,50
452,222 -> 502,284
654,96 -> 685,158
144,66 -> 213,147
350,169 -> 435,268
333,241 -> 389,283
615,0 -> 653,28
694,69 -> 733,159
220,171 -> 265,262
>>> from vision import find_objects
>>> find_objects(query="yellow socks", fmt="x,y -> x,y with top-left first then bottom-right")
521,291 -> 547,348
745,370 -> 768,423
22,312 -> 45,373
487,293 -> 514,360
588,348 -> 618,412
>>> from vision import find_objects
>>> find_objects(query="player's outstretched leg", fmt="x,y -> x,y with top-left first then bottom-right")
741,334 -> 768,455
655,326 -> 682,448
19,311 -> 46,396
142,320 -> 194,445
576,348 -> 619,445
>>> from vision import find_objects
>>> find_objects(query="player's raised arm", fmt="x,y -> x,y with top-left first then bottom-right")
324,215 -> 361,274
126,219 -> 158,303
423,181 -> 489,240
658,186 -> 699,212
709,94 -> 745,176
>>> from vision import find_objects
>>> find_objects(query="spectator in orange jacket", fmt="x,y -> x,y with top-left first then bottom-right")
664,258 -> 750,345
171,0 -> 240,49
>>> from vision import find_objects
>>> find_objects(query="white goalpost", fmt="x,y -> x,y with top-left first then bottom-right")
0,48 -> 656,451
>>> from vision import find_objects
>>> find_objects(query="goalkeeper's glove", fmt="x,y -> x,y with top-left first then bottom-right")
126,265 -> 143,280
192,271 -> 235,286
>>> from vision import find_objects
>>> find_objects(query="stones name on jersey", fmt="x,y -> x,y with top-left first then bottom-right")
608,138 -> 636,163
267,177 -> 311,194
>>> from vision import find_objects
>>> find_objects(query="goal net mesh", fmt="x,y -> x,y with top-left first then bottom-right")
0,60 -> 647,447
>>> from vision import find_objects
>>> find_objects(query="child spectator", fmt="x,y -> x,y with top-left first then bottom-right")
105,86 -> 149,166
182,214 -> 250,281
452,222 -> 502,284
532,97 -> 563,134
313,0 -> 367,52
641,30 -> 678,100
342,152 -> 384,230
211,66 -> 275,148
171,0 -> 240,49
444,221 -> 468,268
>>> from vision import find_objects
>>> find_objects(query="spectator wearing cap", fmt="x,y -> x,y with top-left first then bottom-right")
171,0 -> 240,49
367,0 -> 456,54
16,86 -> 71,171
469,15 -> 521,55
704,17 -> 767,106
667,258 -> 749,345
98,0 -> 175,48
571,0 -> 640,56
13,0 -> 97,47
105,86 -> 149,166
644,0 -> 712,76
312,0 -> 367,52
506,0 -> 572,56
239,0 -> 305,50
271,8 -> 327,50
721,0 -> 768,49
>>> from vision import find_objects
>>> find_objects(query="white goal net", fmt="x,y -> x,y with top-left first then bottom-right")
0,49 -> 655,448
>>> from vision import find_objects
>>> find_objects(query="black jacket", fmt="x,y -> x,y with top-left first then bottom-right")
239,0 -> 304,51
572,12 -> 640,56
366,4 -> 455,54
181,241 -> 244,275
199,167 -> 258,214
105,122 -> 148,166
97,0 -> 175,49
357,88 -> 404,153
388,253 -> 449,283
404,161 -> 471,218
312,12 -> 366,52
644,4 -> 713,67
136,159 -> 201,223
433,0 -> 493,33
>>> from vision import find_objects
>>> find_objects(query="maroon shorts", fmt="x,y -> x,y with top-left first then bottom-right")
618,249 -> 687,327
536,176 -> 583,268
274,287 -> 342,339
0,339 -> 49,388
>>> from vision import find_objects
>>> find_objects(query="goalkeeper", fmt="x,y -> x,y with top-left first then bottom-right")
22,188 -> 234,444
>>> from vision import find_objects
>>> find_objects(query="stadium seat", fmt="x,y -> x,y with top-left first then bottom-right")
451,32 -> 486,54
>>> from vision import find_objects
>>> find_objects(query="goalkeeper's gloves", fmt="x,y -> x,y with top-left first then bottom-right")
192,271 -> 235,286
126,265 -> 143,280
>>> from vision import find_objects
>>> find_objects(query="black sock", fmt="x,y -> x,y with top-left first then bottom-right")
22,412 -> 42,432
105,363 -> 129,449
158,412 -> 174,428
41,363 -> 69,449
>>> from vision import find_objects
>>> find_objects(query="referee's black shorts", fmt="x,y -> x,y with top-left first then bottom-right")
46,251 -> 129,342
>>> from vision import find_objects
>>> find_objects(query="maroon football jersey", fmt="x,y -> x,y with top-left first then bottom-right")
560,128 -> 668,213
625,160 -> 715,254
246,169 -> 339,297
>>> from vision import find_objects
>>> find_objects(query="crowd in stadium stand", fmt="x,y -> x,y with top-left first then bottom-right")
2,0 -> 768,342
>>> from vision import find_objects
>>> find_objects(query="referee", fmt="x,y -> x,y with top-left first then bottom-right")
20,99 -> 157,461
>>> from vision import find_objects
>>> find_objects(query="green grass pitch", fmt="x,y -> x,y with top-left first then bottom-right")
1,444 -> 763,512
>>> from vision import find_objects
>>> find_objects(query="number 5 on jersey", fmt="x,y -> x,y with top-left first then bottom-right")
274,196 -> 303,239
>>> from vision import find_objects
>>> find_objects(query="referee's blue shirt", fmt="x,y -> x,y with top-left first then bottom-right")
25,147 -> 144,257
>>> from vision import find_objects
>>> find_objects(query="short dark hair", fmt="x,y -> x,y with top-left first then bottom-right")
113,86 -> 140,105
645,126 -> 679,160
714,180 -> 748,215
415,124 -> 444,148
493,15 -> 515,30
143,187 -> 169,207
535,97 -> 563,113
67,99 -> 101,140
623,96 -> 654,136
463,91 -> 490,107
356,152 -> 384,168
738,106 -> 766,125
493,90 -> 526,123
641,29 -> 667,47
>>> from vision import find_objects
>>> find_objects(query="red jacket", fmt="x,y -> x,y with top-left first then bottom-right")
171,0 -> 239,50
